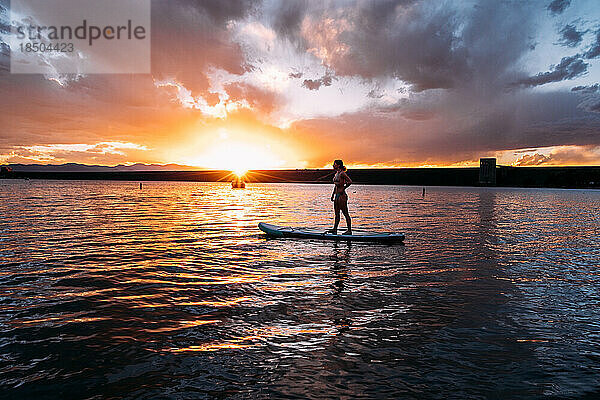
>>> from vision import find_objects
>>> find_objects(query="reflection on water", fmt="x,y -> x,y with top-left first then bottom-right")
1,180 -> 600,398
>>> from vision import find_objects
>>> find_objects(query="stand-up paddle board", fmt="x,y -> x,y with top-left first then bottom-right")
258,222 -> 404,243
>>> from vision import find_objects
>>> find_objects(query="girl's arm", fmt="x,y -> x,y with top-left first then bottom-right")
342,172 -> 352,189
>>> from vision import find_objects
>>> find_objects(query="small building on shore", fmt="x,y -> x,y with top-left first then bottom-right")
479,158 -> 496,186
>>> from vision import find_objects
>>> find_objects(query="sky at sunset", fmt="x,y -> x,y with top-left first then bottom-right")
1,0 -> 600,169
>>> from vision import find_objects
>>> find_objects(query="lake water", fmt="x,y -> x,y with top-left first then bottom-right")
1,180 -> 599,399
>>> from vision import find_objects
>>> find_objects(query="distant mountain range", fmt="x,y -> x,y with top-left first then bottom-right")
3,163 -> 203,172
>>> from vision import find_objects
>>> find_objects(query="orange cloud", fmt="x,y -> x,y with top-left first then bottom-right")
513,146 -> 600,166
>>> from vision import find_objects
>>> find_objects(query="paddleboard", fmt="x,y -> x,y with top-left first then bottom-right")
258,222 -> 404,243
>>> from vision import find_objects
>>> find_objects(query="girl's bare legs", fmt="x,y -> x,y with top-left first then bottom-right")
340,196 -> 352,234
332,201 -> 341,234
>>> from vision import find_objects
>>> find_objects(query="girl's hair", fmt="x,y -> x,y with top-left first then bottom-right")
334,159 -> 347,171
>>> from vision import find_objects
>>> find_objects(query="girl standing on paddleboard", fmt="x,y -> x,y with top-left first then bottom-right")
329,159 -> 352,235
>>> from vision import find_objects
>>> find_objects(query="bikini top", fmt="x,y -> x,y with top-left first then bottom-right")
334,171 -> 342,183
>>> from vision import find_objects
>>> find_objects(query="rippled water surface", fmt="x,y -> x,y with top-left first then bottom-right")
1,180 -> 599,399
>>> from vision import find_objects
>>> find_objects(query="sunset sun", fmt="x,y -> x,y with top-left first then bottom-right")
188,139 -> 284,174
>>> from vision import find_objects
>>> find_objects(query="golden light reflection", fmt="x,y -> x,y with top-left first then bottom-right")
179,297 -> 252,307
129,297 -> 252,309
162,325 -> 338,353
144,319 -> 220,333
11,314 -> 109,328
4,288 -> 120,304
167,343 -> 257,352
124,275 -> 262,286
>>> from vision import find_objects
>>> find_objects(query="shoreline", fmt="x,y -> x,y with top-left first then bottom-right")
2,166 -> 600,189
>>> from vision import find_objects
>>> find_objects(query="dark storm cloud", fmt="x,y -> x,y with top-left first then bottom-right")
557,24 -> 585,47
271,0 -> 308,46
512,55 -> 588,87
572,84 -> 599,93
0,0 -> 10,71
572,84 -> 600,113
547,0 -> 571,15
328,3 -> 468,91
268,0 -> 600,164
582,101 -> 600,112
301,73 -> 333,91
0,44 -> 7,72
177,0 -> 260,24
150,0 -> 260,96
270,0 -> 418,47
0,2 -> 7,31
270,0 -> 535,92
584,29 -> 600,59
